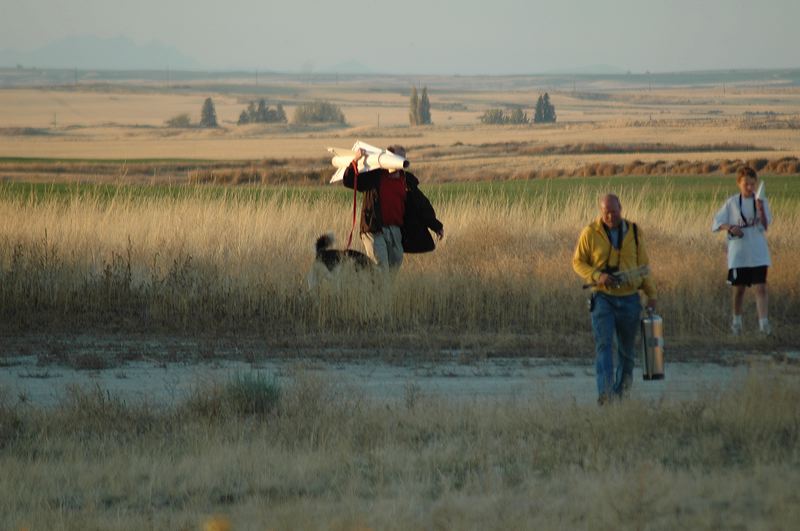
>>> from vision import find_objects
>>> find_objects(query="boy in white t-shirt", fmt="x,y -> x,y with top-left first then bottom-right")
712,166 -> 772,335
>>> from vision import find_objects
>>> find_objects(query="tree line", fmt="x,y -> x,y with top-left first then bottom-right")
238,99 -> 287,125
165,98 -> 348,128
480,93 -> 557,125
166,90 -> 553,129
409,86 -> 432,126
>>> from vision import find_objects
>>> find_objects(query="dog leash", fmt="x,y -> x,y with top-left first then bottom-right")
345,160 -> 358,250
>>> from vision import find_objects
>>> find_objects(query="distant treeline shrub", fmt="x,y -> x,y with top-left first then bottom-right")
293,101 -> 346,125
165,113 -> 192,128
478,93 -> 555,125
238,99 -> 287,125
480,108 -> 529,125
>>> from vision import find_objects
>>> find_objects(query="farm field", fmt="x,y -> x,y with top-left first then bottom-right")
1,69 -> 800,177
1,69 -> 799,530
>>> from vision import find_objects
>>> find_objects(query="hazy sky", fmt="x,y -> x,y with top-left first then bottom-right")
2,0 -> 798,74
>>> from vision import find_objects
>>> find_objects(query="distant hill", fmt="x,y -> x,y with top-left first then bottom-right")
543,64 -> 628,75
0,35 -> 199,70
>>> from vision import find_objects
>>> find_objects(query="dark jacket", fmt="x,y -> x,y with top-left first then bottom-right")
342,165 -> 443,253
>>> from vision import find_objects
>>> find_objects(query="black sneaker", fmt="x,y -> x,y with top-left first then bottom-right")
620,373 -> 633,398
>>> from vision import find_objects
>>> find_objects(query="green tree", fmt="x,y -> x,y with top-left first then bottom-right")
200,97 -> 218,128
479,108 -> 528,125
479,109 -> 507,124
534,95 -> 545,123
543,93 -> 557,123
237,100 -> 288,125
507,107 -> 529,124
275,104 -> 287,123
418,87 -> 432,125
409,86 -> 419,126
534,93 -> 556,124
293,101 -> 346,124
256,99 -> 268,122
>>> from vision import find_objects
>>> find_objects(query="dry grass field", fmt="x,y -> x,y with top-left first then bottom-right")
1,179 -> 798,351
1,70 -> 800,530
1,72 -> 799,168
1,364 -> 799,530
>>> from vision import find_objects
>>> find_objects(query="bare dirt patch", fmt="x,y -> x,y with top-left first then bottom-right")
2,333 -> 794,408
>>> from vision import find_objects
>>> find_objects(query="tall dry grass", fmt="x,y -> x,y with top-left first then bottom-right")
0,366 -> 798,529
1,185 -> 798,349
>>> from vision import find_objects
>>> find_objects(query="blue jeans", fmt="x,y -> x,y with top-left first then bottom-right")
590,292 -> 641,398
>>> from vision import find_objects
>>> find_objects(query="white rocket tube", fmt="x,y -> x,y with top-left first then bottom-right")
331,152 -> 408,170
328,140 -> 409,182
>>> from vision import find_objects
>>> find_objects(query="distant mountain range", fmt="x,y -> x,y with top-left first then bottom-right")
0,35 -> 199,70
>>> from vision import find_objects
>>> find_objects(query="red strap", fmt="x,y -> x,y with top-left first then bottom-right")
345,161 -> 359,250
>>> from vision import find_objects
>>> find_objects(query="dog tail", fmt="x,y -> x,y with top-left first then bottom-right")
315,233 -> 334,255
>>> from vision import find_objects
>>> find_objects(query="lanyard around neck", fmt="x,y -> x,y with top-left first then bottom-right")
738,194 -> 756,227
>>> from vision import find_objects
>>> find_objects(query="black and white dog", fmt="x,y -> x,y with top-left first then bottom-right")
307,234 -> 373,288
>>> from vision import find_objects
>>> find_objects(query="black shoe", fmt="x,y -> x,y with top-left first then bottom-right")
613,373 -> 633,399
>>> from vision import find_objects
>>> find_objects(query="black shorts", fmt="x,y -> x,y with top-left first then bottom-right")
727,266 -> 768,287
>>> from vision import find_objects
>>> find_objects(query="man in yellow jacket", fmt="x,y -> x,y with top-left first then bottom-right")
573,194 -> 657,404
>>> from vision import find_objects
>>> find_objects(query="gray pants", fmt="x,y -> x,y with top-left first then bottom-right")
361,225 -> 403,268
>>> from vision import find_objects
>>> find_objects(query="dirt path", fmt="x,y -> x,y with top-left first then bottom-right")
3,333 -> 795,407
2,353 -> 769,408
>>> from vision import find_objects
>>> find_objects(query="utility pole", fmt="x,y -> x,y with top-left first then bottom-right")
74,67 -> 78,86
52,113 -> 57,128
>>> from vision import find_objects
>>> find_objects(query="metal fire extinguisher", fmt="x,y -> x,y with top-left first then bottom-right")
641,308 -> 664,380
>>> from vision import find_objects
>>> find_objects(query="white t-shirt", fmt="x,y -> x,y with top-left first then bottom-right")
712,194 -> 772,269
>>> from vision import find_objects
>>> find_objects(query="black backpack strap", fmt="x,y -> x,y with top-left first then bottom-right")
632,222 -> 639,265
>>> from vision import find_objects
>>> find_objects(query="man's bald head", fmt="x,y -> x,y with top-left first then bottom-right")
599,194 -> 622,228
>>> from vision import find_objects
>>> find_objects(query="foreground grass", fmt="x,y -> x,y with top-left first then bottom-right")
0,366 -> 798,530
